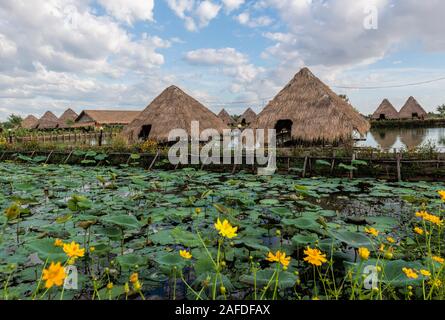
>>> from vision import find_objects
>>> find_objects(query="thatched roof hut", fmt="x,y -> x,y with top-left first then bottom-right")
370,129 -> 399,150
123,85 -> 228,142
252,67 -> 370,143
21,115 -> 38,129
58,108 -> 78,128
73,110 -> 140,128
371,99 -> 399,120
35,111 -> 59,129
239,108 -> 257,126
218,109 -> 234,126
398,96 -> 427,120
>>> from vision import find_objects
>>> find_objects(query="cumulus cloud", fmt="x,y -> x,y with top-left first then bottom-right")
235,11 -> 273,28
222,0 -> 245,12
97,0 -> 155,25
166,0 -> 221,31
185,48 -> 247,66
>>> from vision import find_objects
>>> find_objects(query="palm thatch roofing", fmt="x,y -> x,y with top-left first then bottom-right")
252,67 -> 370,143
35,111 -> 59,129
72,110 -> 140,128
371,99 -> 399,120
370,129 -> 399,150
218,109 -> 234,126
239,108 -> 257,125
58,108 -> 78,128
123,85 -> 228,142
398,96 -> 428,119
21,115 -> 38,129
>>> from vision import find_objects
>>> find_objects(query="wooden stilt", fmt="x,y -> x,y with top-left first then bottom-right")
149,151 -> 160,170
302,156 -> 308,178
396,153 -> 402,182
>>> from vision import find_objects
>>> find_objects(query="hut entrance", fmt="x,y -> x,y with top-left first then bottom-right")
275,120 -> 293,145
241,119 -> 247,126
139,125 -> 152,140
412,113 -> 419,119
379,114 -> 386,120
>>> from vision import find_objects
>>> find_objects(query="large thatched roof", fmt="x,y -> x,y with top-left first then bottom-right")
58,108 -> 78,128
123,85 -> 228,142
252,68 -> 370,143
36,111 -> 59,129
72,110 -> 140,128
218,109 -> 234,126
21,115 -> 38,129
239,108 -> 257,125
399,96 -> 427,119
371,99 -> 399,120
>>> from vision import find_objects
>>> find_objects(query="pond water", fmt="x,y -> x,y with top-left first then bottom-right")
356,127 -> 445,151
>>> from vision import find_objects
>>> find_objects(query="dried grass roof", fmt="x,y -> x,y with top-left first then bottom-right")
58,108 -> 78,128
36,111 -> 59,129
123,85 -> 228,142
218,109 -> 234,126
21,115 -> 38,129
371,99 -> 399,120
252,67 -> 370,142
74,110 -> 140,127
239,108 -> 257,124
398,96 -> 428,119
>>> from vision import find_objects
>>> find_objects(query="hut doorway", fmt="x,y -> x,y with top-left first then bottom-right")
379,114 -> 386,120
412,113 -> 419,119
241,119 -> 247,126
139,125 -> 152,140
275,119 -> 293,145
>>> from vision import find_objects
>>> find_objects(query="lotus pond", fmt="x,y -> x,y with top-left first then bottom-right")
1,162 -> 445,300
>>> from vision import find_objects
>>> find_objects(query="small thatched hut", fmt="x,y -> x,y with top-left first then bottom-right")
58,108 -> 78,128
218,109 -> 235,126
123,85 -> 228,142
239,108 -> 257,126
398,96 -> 427,120
73,110 -> 140,129
371,99 -> 399,120
21,115 -> 38,129
252,68 -> 370,144
35,111 -> 59,130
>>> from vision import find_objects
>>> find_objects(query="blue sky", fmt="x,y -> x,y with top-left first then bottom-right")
1,0 -> 445,121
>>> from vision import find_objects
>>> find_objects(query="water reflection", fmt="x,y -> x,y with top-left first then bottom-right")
358,127 -> 445,151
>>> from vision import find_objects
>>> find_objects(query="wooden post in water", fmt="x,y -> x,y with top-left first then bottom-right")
149,151 -> 160,170
396,152 -> 402,182
302,156 -> 308,178
330,150 -> 336,175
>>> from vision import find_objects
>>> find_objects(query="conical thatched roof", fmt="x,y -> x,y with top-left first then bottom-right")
252,68 -> 370,143
239,108 -> 257,125
399,96 -> 427,119
371,99 -> 399,120
218,109 -> 234,126
58,108 -> 78,128
21,115 -> 38,129
123,86 -> 228,142
36,111 -> 59,129
370,129 -> 398,150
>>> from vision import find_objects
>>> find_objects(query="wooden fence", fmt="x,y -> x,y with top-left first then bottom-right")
11,132 -> 117,146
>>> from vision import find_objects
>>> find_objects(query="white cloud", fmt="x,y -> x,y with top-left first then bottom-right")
185,48 -> 247,66
166,0 -> 221,31
235,11 -> 273,28
97,0 -> 155,25
222,0 -> 244,12
196,1 -> 221,27
0,33 -> 17,58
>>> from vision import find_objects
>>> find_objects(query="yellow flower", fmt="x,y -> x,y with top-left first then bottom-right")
195,208 -> 201,214
42,262 -> 66,289
402,267 -> 418,279
358,247 -> 370,260
364,227 -> 379,237
303,247 -> 327,267
90,246 -> 95,252
107,282 -> 114,290
416,211 -> 443,227
179,250 -> 192,260
414,227 -> 424,235
438,190 -> 445,202
54,239 -> 64,247
130,272 -> 139,284
214,219 -> 238,239
4,203 -> 21,221
420,269 -> 431,277
416,211 -> 428,219
124,282 -> 130,294
266,250 -> 291,267
429,279 -> 442,288
133,280 -> 142,291
432,256 -> 445,264
386,237 -> 396,244
379,244 -> 385,252
63,241 -> 85,259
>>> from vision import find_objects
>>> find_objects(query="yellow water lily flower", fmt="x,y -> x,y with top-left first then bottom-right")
107,282 -> 114,290
42,262 -> 66,289
358,247 -> 370,260
432,256 -> 445,264
63,241 -> 85,259
386,237 -> 396,244
420,269 -> 431,277
438,190 -> 445,202
180,250 -> 192,260
214,219 -> 238,239
266,250 -> 291,267
429,279 -> 442,288
54,239 -> 64,247
414,227 -> 424,235
130,273 -> 139,284
364,227 -> 379,237
402,267 -> 418,279
416,211 -> 443,227
303,247 -> 327,267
